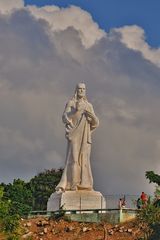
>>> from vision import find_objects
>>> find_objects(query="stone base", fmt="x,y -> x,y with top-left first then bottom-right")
47,190 -> 106,211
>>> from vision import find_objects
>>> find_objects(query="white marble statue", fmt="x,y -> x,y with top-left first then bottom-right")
56,83 -> 99,192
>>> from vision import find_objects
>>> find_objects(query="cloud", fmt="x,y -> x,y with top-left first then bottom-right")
0,0 -> 24,14
27,5 -> 105,48
0,2 -> 159,196
114,25 -> 160,67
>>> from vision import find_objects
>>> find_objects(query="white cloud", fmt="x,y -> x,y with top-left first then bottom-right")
0,0 -> 24,14
114,25 -> 160,67
27,5 -> 105,48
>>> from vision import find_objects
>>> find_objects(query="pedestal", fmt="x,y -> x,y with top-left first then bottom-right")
47,190 -> 106,211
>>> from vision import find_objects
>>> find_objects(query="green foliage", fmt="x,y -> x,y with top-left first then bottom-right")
138,204 -> 160,225
0,168 -> 62,238
0,168 -> 62,214
0,186 -> 4,198
7,235 -> 20,240
0,193 -> 11,219
145,171 -> 160,185
154,186 -> 160,197
0,186 -> 10,220
30,168 -> 63,210
2,179 -> 32,216
0,186 -> 20,238
139,172 -> 160,239
3,214 -> 20,233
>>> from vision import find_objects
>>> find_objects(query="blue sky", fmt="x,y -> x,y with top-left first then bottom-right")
24,0 -> 160,47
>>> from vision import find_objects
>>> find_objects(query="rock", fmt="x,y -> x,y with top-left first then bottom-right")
26,222 -> 32,227
24,229 -> 30,234
127,228 -> 133,233
39,232 -> 44,236
64,227 -> 70,232
119,226 -> 125,233
53,229 -> 60,234
36,221 -> 42,227
42,220 -> 49,226
119,226 -> 125,230
44,227 -> 48,234
69,226 -> 75,231
22,232 -> 33,239
108,229 -> 114,235
82,227 -> 88,232
36,220 -> 49,227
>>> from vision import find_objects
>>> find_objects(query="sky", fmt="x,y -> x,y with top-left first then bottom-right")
24,0 -> 160,48
0,0 -> 160,196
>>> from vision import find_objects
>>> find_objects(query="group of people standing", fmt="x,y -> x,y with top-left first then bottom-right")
136,192 -> 148,209
118,192 -> 149,209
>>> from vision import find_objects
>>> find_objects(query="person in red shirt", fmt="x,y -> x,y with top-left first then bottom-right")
140,192 -> 148,207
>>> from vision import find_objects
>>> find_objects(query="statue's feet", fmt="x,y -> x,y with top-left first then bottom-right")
71,184 -> 78,191
77,184 -> 93,191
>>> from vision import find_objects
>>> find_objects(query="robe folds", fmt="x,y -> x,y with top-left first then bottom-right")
56,98 -> 99,191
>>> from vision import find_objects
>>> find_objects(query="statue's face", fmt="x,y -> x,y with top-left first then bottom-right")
77,83 -> 86,99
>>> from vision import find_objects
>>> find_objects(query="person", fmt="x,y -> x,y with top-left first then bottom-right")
136,198 -> 142,209
140,192 -> 148,208
122,195 -> 126,208
118,198 -> 123,209
118,196 -> 126,209
56,83 -> 99,192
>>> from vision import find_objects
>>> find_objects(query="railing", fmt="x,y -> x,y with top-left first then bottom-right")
28,194 -> 142,217
28,208 -> 140,221
104,194 -> 139,209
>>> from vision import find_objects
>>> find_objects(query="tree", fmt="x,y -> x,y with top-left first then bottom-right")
29,168 -> 63,210
2,179 -> 32,216
0,168 -> 63,213
146,171 -> 160,185
0,186 -> 20,239
137,171 -> 160,239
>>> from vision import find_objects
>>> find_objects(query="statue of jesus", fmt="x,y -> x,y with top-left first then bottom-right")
56,83 -> 99,192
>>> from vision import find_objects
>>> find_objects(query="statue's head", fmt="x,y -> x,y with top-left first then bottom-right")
75,83 -> 86,99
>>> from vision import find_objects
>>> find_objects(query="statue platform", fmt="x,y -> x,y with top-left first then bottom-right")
47,190 -> 106,211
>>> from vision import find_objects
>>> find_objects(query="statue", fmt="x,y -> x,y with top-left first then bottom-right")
47,83 -> 106,211
56,83 -> 99,192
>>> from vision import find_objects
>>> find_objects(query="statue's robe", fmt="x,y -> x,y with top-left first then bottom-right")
56,99 -> 99,191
